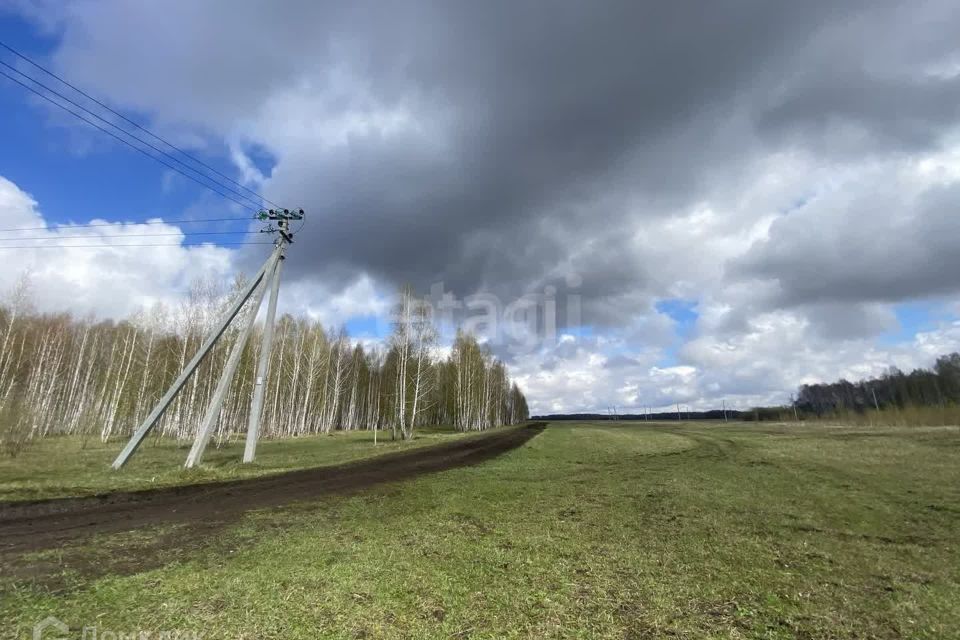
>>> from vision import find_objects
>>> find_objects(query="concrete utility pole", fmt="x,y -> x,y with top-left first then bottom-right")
677,403 -> 681,421
244,242 -> 284,463
112,208 -> 303,470
722,399 -> 727,422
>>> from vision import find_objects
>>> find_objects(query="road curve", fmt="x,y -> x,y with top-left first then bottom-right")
0,423 -> 545,555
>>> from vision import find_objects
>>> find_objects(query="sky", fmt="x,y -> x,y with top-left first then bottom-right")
1,1 -> 959,415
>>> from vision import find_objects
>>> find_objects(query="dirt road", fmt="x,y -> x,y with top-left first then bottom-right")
0,423 -> 544,556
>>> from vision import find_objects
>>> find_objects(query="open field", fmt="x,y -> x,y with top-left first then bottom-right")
2,421 -> 959,639
0,427 -> 484,502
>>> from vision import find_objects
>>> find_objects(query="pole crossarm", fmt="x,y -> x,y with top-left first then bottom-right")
256,208 -> 304,221
111,243 -> 284,469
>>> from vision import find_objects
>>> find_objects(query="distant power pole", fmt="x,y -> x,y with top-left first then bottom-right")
722,399 -> 727,422
113,208 -> 304,470
677,403 -> 681,421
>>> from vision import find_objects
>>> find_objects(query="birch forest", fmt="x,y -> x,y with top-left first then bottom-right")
0,278 -> 529,456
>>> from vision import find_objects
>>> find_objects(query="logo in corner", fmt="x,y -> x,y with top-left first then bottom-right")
33,615 -> 68,640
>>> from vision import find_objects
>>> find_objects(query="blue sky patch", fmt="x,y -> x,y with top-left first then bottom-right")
242,143 -> 277,181
0,18 -> 252,231
345,314 -> 389,339
879,301 -> 952,346
655,298 -> 699,366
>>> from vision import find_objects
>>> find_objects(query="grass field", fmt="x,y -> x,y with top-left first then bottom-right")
0,427 -> 477,502
3,421 -> 959,639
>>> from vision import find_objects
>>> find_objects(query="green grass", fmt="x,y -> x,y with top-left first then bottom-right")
810,404 -> 960,428
0,427 -> 475,502
3,421 -> 959,639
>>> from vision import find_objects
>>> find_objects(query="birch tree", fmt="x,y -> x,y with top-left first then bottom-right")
0,281 -> 529,455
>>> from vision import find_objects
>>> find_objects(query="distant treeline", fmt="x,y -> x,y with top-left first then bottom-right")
794,352 -> 960,416
533,410 -> 741,421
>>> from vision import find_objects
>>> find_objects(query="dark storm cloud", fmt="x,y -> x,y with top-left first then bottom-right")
41,0 -> 960,331
757,71 -> 960,155
248,0 -> 897,317
734,182 -> 960,309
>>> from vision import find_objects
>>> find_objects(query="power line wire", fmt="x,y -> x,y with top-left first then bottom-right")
0,61 -> 265,212
0,66 -> 259,213
0,231 -> 261,241
0,217 -> 252,233
0,39 -> 282,210
0,241 -> 275,250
